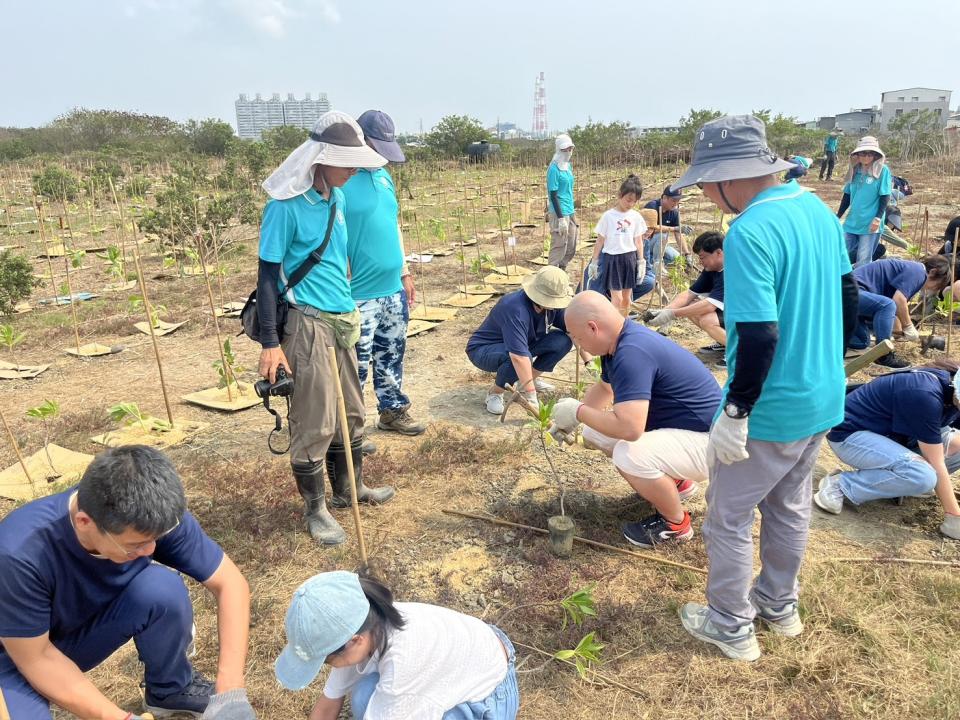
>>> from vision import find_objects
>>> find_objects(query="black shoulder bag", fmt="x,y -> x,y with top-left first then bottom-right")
240,201 -> 337,344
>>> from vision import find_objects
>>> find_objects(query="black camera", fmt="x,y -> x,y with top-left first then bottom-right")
255,364 -> 294,399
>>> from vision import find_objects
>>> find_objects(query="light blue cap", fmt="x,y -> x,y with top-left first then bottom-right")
274,571 -> 370,690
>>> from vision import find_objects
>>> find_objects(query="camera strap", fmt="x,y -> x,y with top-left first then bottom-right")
262,394 -> 291,455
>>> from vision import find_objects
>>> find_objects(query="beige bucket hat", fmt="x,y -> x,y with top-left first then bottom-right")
521,266 -> 574,309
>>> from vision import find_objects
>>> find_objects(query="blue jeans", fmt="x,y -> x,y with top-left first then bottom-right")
845,232 -> 880,268
828,427 -> 960,504
467,330 -> 572,389
647,232 -> 680,267
0,564 -> 195,719
356,290 -> 411,412
850,290 -> 896,349
349,625 -> 519,720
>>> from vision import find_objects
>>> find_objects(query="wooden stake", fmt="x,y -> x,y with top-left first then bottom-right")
58,200 -> 82,354
0,406 -> 33,485
819,556 -> 960,569
106,177 -> 129,271
32,199 -> 58,296
326,346 -> 368,567
441,508 -> 707,575
948,227 -> 958,355
131,223 -> 175,427
194,232 -> 233,401
412,212 -> 428,308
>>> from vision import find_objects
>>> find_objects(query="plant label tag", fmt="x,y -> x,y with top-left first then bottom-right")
507,236 -> 516,247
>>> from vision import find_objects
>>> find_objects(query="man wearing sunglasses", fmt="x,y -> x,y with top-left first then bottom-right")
0,445 -> 255,719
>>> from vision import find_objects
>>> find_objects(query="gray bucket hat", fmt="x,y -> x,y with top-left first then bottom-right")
671,115 -> 794,191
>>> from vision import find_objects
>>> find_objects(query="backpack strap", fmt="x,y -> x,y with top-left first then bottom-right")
285,201 -> 338,293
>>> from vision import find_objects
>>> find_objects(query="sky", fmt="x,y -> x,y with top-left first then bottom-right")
3,0 -> 959,135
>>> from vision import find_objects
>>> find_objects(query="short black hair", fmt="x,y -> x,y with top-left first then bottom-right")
693,231 -> 724,255
77,445 -> 186,535
618,174 -> 643,199
923,254 -> 951,285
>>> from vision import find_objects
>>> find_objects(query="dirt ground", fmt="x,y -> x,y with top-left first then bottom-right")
3,160 -> 960,719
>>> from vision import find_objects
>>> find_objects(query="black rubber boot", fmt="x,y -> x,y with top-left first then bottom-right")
327,438 -> 395,508
292,461 -> 346,545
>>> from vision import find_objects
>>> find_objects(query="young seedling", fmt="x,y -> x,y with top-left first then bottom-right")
0,324 -> 25,353
559,583 -> 598,629
129,296 -> 167,329
428,217 -> 447,247
526,397 -> 566,515
99,245 -> 125,281
469,252 -> 496,282
666,254 -> 690,294
212,338 -> 245,393
25,399 -> 60,476
554,631 -> 605,681
108,402 -> 172,435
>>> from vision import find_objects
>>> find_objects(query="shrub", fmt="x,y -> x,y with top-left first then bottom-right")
0,250 -> 37,316
32,165 -> 81,201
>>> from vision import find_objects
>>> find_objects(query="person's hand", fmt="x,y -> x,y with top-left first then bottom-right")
202,689 -> 257,719
708,413 -> 750,465
902,323 -> 920,341
551,398 -> 582,434
547,424 -> 576,445
557,216 -> 570,234
869,217 -> 881,233
259,347 -> 292,384
402,274 -> 416,307
646,308 -> 676,328
587,259 -> 600,281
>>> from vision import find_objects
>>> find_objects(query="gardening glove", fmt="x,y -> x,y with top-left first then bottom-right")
548,424 -> 576,446
202,689 -> 256,720
557,216 -> 570,234
707,413 -> 750,466
902,323 -> 920,341
646,308 -> 676,328
522,390 -> 539,411
550,398 -> 582,434
587,259 -> 600,281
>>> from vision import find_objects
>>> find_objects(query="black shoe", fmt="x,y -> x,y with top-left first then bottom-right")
875,351 -> 910,369
622,512 -> 693,549
292,461 -> 346,545
144,671 -> 213,717
699,342 -> 724,354
715,358 -> 727,369
327,439 -> 395,508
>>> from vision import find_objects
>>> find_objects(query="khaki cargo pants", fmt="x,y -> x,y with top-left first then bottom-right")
281,308 -> 364,465
547,211 -> 579,270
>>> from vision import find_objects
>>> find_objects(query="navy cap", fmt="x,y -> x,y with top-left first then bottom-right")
357,110 -> 405,164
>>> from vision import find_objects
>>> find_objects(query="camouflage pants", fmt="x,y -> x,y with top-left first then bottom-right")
356,290 -> 411,413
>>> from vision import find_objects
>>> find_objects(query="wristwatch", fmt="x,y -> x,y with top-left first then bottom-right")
723,402 -> 749,420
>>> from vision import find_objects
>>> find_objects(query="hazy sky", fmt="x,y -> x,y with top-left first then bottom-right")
4,0 -> 958,135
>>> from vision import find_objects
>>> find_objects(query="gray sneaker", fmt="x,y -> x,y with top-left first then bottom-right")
751,598 -> 804,637
940,513 -> 960,540
679,602 -> 761,662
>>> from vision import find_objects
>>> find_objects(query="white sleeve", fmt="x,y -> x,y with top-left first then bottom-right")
365,690 -> 446,720
323,666 -> 364,700
594,212 -> 608,237
633,212 -> 648,238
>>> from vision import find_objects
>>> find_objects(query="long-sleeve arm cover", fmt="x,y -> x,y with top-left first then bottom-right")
727,321 -> 779,413
256,259 -> 283,349
841,272 -> 859,353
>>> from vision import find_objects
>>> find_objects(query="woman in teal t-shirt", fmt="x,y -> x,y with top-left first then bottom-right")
836,136 -> 892,268
545,133 -> 577,270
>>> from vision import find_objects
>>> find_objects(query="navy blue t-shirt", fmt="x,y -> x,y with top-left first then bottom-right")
0,488 -> 223,668
644,199 -> 679,228
466,290 -> 566,357
690,270 -> 724,303
600,321 -> 721,431
828,369 -> 958,445
853,258 -> 926,300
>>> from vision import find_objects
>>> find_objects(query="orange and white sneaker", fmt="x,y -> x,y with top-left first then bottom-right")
675,477 -> 700,501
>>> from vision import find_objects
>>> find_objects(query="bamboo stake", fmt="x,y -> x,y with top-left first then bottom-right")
844,339 -> 894,377
442,509 -> 707,575
106,177 -> 128,271
0,406 -> 33,485
194,232 -> 233,401
131,223 -> 175,427
412,212 -> 428,308
58,201 -> 82,354
32,199 -> 58,296
819,556 -> 960,569
948,228 -> 959,355
326,346 -> 368,567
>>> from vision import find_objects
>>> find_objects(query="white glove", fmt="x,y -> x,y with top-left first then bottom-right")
587,259 -> 600,281
902,323 -> 920,341
707,412 -> 750,465
557,216 -> 570,234
550,397 -> 582,434
647,308 -> 676,328
548,424 -> 576,445
522,390 -> 539,411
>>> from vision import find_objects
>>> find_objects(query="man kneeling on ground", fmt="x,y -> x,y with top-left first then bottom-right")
466,266 -> 575,415
0,445 -> 255,719
646,231 -> 726,356
550,291 -> 723,549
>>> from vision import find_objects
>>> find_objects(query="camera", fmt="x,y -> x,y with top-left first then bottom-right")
255,364 -> 294,398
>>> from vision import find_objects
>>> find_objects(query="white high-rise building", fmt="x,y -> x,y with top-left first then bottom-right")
235,92 -> 332,139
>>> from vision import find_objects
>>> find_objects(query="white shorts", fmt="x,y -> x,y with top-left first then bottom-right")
581,426 -> 710,482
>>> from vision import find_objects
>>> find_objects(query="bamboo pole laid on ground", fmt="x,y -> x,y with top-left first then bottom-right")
0,406 -> 33,485
442,508 -> 707,575
327,346 -> 368,567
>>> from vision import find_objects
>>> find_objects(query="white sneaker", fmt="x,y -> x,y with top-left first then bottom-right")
485,392 -> 505,415
533,378 -> 555,392
940,513 -> 960,540
814,471 -> 845,514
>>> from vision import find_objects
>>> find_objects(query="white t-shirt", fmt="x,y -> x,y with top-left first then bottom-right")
323,602 -> 507,719
594,208 -> 647,255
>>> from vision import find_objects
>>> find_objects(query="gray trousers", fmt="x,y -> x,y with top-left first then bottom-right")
547,212 -> 579,270
702,432 -> 826,631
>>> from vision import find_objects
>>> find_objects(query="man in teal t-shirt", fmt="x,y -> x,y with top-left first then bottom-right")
819,130 -> 841,180
342,110 -> 425,437
671,116 -> 857,663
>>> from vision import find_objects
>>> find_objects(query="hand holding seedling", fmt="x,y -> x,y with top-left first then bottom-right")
259,347 -> 292,384
549,398 -> 582,443
647,308 -> 676,328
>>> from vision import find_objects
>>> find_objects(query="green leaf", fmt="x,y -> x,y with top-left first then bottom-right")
553,649 -> 576,661
26,399 -> 59,420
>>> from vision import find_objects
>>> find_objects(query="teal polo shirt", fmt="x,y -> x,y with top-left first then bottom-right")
258,186 -> 354,313
843,164 -> 892,235
342,168 -> 404,301
546,162 -> 575,216
721,181 -> 850,442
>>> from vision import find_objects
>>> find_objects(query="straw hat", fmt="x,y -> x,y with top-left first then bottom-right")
521,266 -> 573,309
